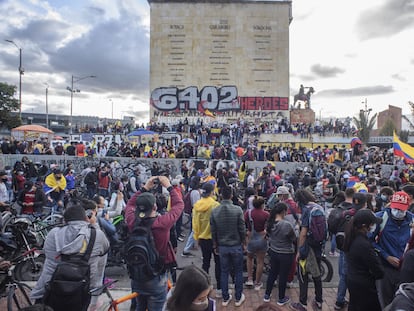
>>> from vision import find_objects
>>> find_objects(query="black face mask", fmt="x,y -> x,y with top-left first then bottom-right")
1,178 -> 7,182
55,176 -> 62,180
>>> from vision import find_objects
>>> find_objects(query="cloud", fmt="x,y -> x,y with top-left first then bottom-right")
356,0 -> 414,40
310,64 -> 345,78
391,73 -> 406,81
316,85 -> 394,98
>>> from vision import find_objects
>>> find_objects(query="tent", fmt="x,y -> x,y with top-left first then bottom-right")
11,125 -> 54,141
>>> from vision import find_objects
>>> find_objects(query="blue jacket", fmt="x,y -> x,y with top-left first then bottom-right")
371,208 -> 413,266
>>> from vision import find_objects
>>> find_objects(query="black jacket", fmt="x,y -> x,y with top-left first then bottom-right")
346,232 -> 384,285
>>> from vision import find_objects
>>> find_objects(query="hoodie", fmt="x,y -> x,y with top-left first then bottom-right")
388,283 -> 414,311
30,221 -> 109,300
192,196 -> 220,240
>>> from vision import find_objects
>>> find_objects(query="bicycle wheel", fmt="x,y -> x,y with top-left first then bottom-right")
320,256 -> 333,283
7,283 -> 32,311
14,255 -> 45,282
43,213 -> 63,226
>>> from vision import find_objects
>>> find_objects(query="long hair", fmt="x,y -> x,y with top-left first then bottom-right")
267,202 -> 288,234
295,189 -> 316,206
166,265 -> 211,311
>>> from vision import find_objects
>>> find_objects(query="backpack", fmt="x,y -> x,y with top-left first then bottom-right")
307,203 -> 327,246
124,218 -> 164,282
44,226 -> 96,311
327,206 -> 356,250
183,191 -> 193,214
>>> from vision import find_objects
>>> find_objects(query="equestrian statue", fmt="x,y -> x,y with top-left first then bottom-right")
293,85 -> 314,109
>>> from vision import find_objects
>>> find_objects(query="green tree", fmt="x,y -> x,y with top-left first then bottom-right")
0,82 -> 21,128
379,119 -> 396,136
353,110 -> 377,143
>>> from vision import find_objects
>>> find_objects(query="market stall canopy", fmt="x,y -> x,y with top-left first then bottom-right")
11,125 -> 54,141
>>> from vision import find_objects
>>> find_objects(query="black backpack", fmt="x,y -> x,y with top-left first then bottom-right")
124,218 -> 164,282
44,226 -> 96,311
327,206 -> 356,251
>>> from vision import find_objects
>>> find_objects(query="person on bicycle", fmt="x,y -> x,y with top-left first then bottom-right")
44,168 -> 66,212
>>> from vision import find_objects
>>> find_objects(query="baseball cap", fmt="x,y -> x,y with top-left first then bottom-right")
135,192 -> 156,218
0,170 -> 6,177
353,209 -> 382,227
390,191 -> 410,211
276,186 -> 290,195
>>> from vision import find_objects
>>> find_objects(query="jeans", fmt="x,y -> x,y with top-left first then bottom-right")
265,250 -> 294,300
218,245 -> 244,301
183,230 -> 195,253
86,185 -> 96,199
131,273 -> 167,311
330,234 -> 337,253
199,239 -> 221,290
298,246 -> 322,306
376,264 -> 400,309
336,250 -> 347,304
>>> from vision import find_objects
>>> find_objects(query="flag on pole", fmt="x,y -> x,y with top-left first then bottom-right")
393,131 -> 414,163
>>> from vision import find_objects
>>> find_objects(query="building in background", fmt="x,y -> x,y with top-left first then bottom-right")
147,0 -> 292,126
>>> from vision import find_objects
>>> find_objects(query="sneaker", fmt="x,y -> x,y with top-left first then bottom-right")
216,289 -> 232,299
222,294 -> 232,307
286,281 -> 294,288
177,236 -> 184,242
181,251 -> 195,258
312,299 -> 322,310
229,283 -> 235,289
277,296 -> 291,306
245,279 -> 254,287
290,302 -> 307,311
334,301 -> 349,310
235,293 -> 246,307
329,251 -> 340,257
263,294 -> 271,303
254,282 -> 263,291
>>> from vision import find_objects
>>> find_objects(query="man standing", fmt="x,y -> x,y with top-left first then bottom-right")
211,186 -> 246,307
193,183 -> 222,297
98,165 -> 111,199
44,169 -> 66,211
371,191 -> 414,309
125,176 -> 184,311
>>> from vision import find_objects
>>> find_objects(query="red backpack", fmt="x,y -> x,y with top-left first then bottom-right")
183,191 -> 193,214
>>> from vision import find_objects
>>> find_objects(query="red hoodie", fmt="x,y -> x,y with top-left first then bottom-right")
125,189 -> 184,266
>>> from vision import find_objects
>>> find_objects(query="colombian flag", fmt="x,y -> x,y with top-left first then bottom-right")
393,132 -> 414,163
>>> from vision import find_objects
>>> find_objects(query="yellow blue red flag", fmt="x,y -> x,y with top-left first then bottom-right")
393,132 -> 414,163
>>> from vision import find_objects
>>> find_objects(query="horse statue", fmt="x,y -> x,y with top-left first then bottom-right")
293,86 -> 315,109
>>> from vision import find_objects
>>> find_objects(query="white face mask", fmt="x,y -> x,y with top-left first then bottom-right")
369,224 -> 377,233
191,298 -> 209,311
391,208 -> 406,220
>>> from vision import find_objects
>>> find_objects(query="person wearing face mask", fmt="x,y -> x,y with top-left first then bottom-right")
375,186 -> 393,211
163,265 -> 215,311
44,169 -> 67,211
17,181 -> 46,215
370,191 -> 414,309
343,209 -> 384,311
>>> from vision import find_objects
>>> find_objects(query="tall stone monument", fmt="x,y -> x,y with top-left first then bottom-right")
148,0 -> 292,126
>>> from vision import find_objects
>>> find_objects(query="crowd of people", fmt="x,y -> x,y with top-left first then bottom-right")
1,152 -> 414,311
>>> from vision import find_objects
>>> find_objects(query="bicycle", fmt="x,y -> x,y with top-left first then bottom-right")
0,254 -> 34,310
90,279 -> 172,311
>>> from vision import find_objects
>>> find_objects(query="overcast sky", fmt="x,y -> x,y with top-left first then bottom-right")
1,0 -> 413,125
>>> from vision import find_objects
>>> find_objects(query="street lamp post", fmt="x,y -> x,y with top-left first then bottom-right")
45,83 -> 49,129
67,75 -> 96,134
109,99 -> 114,119
5,40 -> 23,119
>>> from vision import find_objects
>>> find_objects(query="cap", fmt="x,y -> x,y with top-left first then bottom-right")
53,169 -> 62,174
353,209 -> 382,227
276,186 -> 290,195
135,192 -> 156,218
24,181 -> 34,190
390,191 -> 410,211
202,183 -> 214,194
0,170 -> 6,177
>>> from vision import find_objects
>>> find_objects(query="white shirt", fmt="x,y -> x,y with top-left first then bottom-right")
0,182 -> 9,203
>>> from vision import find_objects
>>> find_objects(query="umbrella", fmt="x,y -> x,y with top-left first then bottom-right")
12,124 -> 54,134
180,138 -> 196,144
350,137 -> 362,148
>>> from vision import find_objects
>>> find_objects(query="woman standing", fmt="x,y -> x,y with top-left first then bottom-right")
244,196 -> 270,290
343,209 -> 384,311
263,202 -> 296,306
163,265 -> 215,311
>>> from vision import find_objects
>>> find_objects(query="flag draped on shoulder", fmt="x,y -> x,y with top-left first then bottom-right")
393,131 -> 414,163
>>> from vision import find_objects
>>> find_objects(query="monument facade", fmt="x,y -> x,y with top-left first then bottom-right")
148,0 -> 292,125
